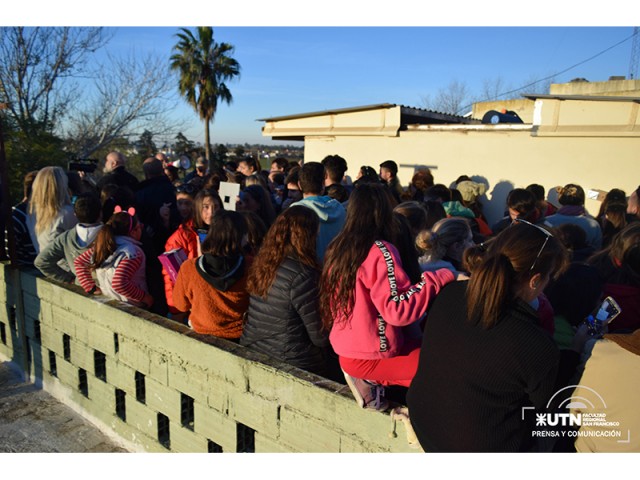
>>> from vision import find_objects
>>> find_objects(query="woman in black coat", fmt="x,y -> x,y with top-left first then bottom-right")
407,220 -> 587,452
240,205 -> 331,376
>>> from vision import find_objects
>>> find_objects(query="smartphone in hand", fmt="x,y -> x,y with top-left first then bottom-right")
583,296 -> 622,336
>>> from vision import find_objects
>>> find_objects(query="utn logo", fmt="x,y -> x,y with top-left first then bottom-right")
536,413 -> 581,427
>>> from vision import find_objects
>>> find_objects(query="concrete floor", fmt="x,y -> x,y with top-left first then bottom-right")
0,360 -> 129,453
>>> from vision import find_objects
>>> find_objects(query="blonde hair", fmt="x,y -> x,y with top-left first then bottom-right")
415,217 -> 471,261
244,173 -> 268,189
29,166 -> 72,235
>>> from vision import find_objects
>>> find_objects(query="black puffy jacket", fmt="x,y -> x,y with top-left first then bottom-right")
240,255 -> 329,375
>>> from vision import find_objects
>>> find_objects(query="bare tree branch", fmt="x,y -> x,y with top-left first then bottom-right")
0,27 -> 110,132
422,79 -> 472,115
480,77 -> 511,102
64,51 -> 185,157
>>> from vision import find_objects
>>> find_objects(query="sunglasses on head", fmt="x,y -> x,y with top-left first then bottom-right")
176,183 -> 196,195
513,218 -> 553,271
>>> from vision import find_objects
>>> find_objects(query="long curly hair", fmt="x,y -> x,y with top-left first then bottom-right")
246,205 -> 319,298
319,183 -> 397,329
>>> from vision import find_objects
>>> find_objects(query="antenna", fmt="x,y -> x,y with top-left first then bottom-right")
630,27 -> 640,80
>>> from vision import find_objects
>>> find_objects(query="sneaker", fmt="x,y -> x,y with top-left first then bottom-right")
342,370 -> 389,411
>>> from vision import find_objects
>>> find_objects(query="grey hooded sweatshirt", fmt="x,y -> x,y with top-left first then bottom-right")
34,223 -> 103,284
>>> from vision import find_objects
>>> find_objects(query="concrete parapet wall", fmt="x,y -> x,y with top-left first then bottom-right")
0,263 -> 419,453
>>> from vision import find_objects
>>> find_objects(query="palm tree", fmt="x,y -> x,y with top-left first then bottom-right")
170,27 -> 240,168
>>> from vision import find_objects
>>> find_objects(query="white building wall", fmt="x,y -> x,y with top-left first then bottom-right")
303,128 -> 639,227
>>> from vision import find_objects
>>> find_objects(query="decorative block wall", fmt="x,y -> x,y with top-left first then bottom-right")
0,263 -> 419,453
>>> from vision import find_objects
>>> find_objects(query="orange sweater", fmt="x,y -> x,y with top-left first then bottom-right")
172,257 -> 249,339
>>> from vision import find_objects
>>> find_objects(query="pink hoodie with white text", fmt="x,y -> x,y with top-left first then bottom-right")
329,240 -> 455,360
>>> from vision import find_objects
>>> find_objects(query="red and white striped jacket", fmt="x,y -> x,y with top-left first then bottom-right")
75,236 -> 148,307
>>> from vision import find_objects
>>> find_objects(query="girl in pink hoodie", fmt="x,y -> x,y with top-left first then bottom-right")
320,184 -> 459,409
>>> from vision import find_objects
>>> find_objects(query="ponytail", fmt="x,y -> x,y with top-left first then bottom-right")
89,210 -> 138,269
90,223 -> 115,269
466,253 -> 515,328
416,217 -> 471,261
416,230 -> 446,260
466,222 -> 568,329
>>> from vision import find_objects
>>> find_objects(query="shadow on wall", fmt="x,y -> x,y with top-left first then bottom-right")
22,271 -> 44,389
2,266 -> 43,388
488,180 -> 516,223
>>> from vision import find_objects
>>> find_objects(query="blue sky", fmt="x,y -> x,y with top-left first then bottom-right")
6,3 -> 640,146
106,26 -> 637,145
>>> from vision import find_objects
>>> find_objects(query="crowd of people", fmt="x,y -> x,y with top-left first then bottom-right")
5,150 -> 640,453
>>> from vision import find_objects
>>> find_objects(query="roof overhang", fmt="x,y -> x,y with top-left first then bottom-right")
526,94 -> 640,137
523,93 -> 640,103
259,103 -> 480,140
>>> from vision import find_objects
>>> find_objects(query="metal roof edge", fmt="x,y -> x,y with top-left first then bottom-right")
407,124 -> 533,132
257,103 -> 478,123
257,103 -> 398,122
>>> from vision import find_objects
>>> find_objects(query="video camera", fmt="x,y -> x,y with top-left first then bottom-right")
68,158 -> 99,174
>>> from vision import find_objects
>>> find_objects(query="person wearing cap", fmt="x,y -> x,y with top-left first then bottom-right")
456,180 -> 486,209
183,156 -> 208,185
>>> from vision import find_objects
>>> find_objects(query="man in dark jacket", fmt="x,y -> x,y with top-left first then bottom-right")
135,158 -> 181,316
96,151 -> 139,193
379,159 -> 403,203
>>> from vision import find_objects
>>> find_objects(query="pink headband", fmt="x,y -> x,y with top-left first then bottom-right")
114,205 -> 137,234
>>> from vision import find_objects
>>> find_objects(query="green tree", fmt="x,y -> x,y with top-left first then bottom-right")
3,124 -> 66,203
0,27 -> 109,202
136,130 -> 156,158
172,131 -> 195,156
169,27 -> 240,170
213,143 -> 228,164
